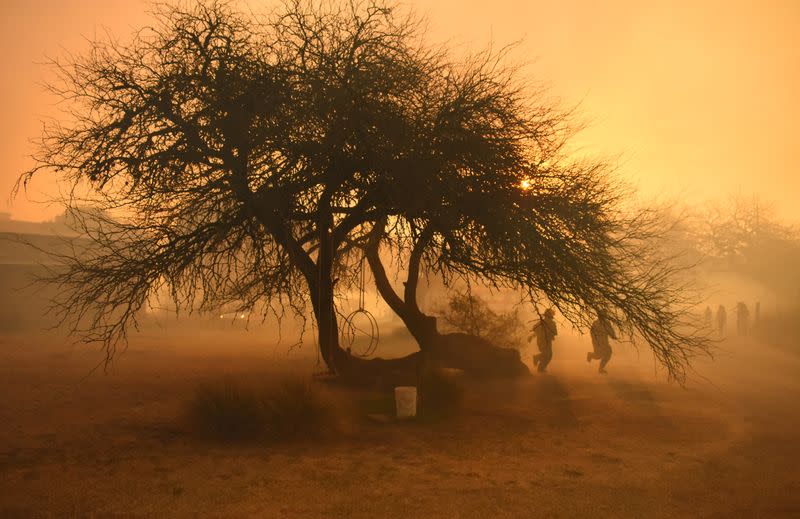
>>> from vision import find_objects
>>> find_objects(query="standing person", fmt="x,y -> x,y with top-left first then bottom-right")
587,312 -> 617,374
754,301 -> 761,330
529,309 -> 557,373
716,304 -> 727,337
736,302 -> 750,336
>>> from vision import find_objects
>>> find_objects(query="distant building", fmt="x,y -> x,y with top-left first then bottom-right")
0,215 -> 82,331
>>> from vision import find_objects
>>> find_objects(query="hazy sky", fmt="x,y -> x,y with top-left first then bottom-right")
1,0 -> 798,221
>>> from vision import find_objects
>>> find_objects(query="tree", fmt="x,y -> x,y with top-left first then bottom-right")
18,0 -> 709,383
697,196 -> 800,297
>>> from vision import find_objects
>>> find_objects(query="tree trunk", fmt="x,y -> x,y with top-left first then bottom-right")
313,220 -> 529,384
363,230 -> 530,380
309,274 -> 529,386
313,198 -> 343,373
314,244 -> 337,371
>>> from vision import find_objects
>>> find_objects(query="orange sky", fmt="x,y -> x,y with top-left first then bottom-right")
2,0 -> 798,221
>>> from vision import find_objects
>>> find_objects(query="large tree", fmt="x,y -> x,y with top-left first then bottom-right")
18,0 -> 709,382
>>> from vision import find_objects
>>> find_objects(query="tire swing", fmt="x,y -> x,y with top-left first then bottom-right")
340,257 -> 379,358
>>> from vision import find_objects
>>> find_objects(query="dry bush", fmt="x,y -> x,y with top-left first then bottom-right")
418,368 -> 466,421
189,377 -> 265,441
263,378 -> 344,440
439,293 -> 525,350
188,376 -> 344,442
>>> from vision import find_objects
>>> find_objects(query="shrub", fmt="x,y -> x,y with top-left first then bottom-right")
418,368 -> 466,421
439,293 -> 525,350
188,377 -> 265,441
187,376 -> 343,442
262,378 -> 341,440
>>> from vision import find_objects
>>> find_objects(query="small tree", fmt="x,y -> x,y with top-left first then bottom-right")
439,293 -> 525,350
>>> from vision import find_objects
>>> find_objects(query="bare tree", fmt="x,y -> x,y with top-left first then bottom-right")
697,195 -> 800,297
438,293 -> 525,351
699,195 -> 796,261
17,0 -> 425,371
17,0 -> 710,383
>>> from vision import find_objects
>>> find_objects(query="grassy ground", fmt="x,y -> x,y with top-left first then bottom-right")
0,329 -> 798,518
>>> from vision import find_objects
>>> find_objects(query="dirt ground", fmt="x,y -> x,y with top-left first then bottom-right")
1,328 -> 799,518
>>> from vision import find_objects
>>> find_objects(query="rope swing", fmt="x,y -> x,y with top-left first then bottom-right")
340,255 -> 380,357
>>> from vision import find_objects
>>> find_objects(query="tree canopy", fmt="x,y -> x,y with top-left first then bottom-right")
18,0 -> 710,382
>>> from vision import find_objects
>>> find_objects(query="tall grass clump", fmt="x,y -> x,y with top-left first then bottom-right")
418,368 -> 466,421
188,376 -> 344,442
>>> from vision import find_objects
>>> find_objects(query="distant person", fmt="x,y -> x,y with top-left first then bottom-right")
754,301 -> 761,330
704,306 -> 713,328
716,305 -> 727,336
529,309 -> 557,373
587,312 -> 617,374
736,302 -> 750,336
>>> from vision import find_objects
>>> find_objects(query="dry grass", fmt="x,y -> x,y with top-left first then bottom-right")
188,376 -> 345,442
262,377 -> 345,440
418,368 -> 466,421
2,333 -> 800,518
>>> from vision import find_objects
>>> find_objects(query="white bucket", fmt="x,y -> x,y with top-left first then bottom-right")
394,386 -> 417,419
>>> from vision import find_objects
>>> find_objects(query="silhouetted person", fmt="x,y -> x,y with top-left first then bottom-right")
754,301 -> 761,330
736,302 -> 750,336
704,306 -> 713,327
529,308 -> 557,373
587,313 -> 617,374
716,304 -> 727,336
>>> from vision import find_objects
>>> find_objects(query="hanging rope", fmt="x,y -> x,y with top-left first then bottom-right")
341,255 -> 380,357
